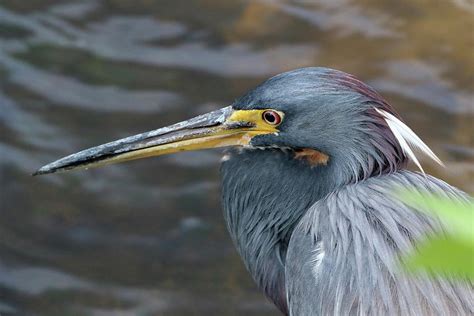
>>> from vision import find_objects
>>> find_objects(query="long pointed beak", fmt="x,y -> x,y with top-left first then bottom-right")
34,106 -> 281,175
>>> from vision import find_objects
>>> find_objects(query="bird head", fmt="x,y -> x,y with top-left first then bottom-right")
34,67 -> 441,179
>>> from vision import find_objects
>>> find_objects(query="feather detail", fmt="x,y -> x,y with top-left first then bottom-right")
374,108 -> 444,174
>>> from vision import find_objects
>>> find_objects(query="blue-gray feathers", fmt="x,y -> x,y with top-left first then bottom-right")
220,67 -> 473,315
286,171 -> 473,315
221,149 -> 340,313
235,67 -> 408,183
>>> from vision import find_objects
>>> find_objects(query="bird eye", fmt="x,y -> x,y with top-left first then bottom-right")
262,110 -> 282,125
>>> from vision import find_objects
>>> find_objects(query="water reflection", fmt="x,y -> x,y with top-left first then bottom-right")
0,0 -> 472,315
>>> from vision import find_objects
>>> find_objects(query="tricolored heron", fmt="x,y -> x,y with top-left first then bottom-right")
35,68 -> 472,315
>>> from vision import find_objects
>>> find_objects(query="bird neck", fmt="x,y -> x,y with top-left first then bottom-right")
220,148 -> 339,314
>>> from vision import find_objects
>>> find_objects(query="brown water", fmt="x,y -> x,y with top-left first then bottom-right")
0,1 -> 473,315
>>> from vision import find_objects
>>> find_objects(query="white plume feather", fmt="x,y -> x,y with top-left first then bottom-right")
375,108 -> 444,174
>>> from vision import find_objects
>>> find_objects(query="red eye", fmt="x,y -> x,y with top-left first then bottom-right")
262,110 -> 282,125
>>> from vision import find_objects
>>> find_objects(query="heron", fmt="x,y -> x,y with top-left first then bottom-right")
35,67 -> 472,315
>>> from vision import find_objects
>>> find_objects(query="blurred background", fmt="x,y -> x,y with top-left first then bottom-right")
0,0 -> 472,315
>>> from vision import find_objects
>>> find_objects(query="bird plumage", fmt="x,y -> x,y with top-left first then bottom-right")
222,148 -> 334,313
286,171 -> 473,315
221,67 -> 472,315
375,108 -> 444,173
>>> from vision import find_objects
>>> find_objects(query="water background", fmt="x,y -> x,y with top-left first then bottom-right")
0,1 -> 473,315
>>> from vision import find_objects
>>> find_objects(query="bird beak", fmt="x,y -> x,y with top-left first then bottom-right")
34,106 -> 281,175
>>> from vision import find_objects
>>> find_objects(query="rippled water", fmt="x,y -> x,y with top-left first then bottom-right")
0,1 -> 472,315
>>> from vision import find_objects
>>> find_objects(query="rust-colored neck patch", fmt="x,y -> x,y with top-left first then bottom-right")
294,148 -> 329,167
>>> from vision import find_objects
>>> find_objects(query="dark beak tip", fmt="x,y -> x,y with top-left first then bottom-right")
32,165 -> 57,176
32,168 -> 47,176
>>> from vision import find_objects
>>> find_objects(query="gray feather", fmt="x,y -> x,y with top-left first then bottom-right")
286,171 -> 473,316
